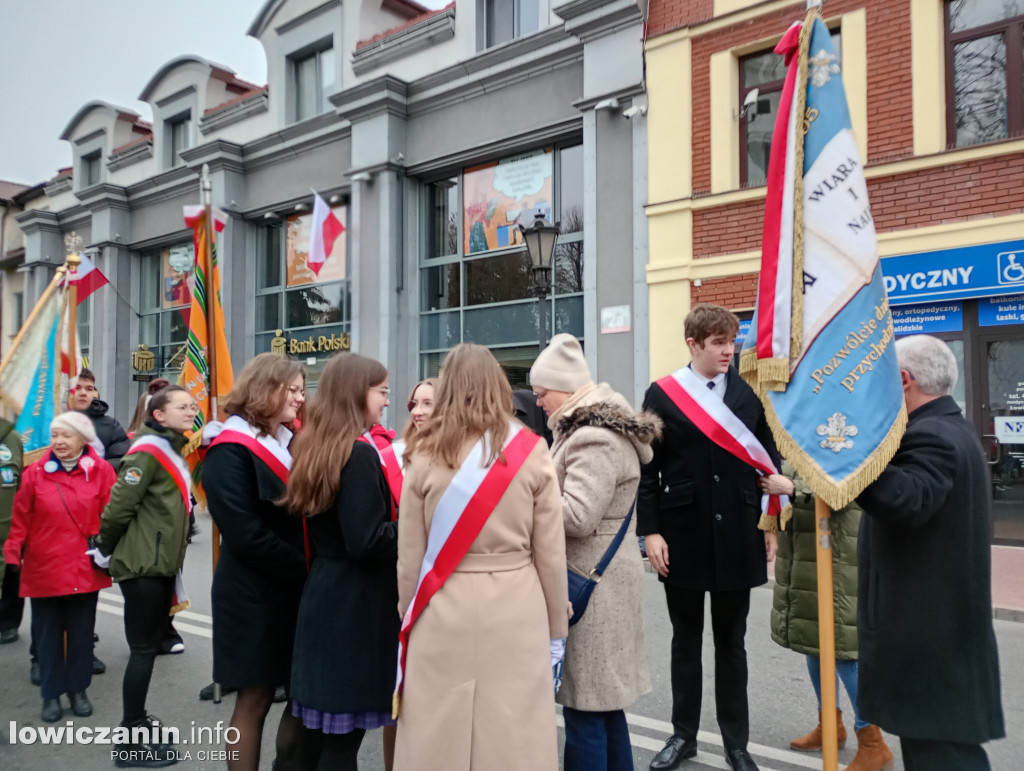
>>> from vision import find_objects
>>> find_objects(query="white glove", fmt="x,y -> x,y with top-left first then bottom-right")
85,548 -> 111,569
550,638 -> 566,667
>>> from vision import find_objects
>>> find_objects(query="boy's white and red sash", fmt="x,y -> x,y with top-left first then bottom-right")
125,434 -> 193,514
358,430 -> 403,519
392,422 -> 540,717
656,367 -> 790,525
205,415 -> 292,485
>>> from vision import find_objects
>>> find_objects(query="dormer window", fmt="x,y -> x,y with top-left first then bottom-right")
483,0 -> 538,48
292,44 -> 336,122
82,152 -> 102,186
167,112 -> 192,168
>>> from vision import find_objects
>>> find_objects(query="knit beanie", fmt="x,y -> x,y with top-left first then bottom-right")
50,411 -> 98,444
530,333 -> 592,393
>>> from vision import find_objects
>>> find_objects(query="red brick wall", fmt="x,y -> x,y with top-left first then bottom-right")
690,272 -> 760,308
694,198 -> 765,258
649,0 -> 713,33
655,0 -> 914,193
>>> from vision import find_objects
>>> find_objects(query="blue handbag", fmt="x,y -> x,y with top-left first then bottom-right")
567,501 -> 635,626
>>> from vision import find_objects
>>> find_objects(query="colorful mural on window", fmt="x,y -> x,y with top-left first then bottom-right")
463,150 -> 553,255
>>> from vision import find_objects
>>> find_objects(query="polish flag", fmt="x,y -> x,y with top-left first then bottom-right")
308,190 -> 345,276
66,254 -> 109,303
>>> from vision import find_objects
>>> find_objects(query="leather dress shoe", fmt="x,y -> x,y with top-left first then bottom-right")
725,748 -> 759,771
70,691 -> 93,717
0,628 -> 18,643
30,659 -> 40,685
41,698 -> 62,722
650,735 -> 698,770
92,654 -> 106,674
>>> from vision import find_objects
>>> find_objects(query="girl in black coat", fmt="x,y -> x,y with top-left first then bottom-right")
202,354 -> 308,771
282,352 -> 398,771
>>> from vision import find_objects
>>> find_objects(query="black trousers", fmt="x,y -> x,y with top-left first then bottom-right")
0,564 -> 25,631
119,575 -> 175,725
901,737 -> 991,771
664,585 -> 751,751
30,592 -> 98,699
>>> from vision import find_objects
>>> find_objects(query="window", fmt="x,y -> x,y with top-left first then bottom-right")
12,291 -> 23,334
82,152 -> 101,187
167,114 -> 191,167
483,0 -> 539,48
739,30 -> 841,187
292,45 -> 336,122
78,295 -> 90,363
946,0 -> 1024,147
139,243 -> 195,379
419,145 -> 584,386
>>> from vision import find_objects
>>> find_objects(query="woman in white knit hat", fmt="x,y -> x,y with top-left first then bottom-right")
530,333 -> 660,771
3,411 -> 117,723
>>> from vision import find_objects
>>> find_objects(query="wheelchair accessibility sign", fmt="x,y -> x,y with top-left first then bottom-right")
997,251 -> 1024,286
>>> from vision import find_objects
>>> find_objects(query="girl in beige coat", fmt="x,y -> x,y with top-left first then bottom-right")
395,344 -> 569,771
531,333 -> 659,771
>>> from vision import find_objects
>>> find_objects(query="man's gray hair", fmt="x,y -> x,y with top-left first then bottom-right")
895,335 -> 958,396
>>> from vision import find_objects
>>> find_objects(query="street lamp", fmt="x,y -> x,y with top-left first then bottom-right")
519,211 -> 560,347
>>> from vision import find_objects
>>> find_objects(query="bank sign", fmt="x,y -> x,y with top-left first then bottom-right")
881,239 -> 1024,304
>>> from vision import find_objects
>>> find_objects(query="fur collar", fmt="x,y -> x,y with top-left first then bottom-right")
555,401 -> 662,445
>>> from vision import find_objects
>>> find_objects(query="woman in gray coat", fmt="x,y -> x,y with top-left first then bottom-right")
530,333 -> 660,771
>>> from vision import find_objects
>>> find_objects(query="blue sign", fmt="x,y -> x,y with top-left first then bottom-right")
891,301 -> 963,335
736,317 -> 752,345
978,295 -> 1024,326
881,239 -> 1024,304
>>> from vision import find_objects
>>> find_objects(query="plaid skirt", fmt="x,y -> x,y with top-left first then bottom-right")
292,698 -> 397,735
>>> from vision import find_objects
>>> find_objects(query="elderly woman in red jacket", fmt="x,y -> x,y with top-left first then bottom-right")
2,412 -> 116,723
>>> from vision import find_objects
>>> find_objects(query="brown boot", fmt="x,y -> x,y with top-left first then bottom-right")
789,709 -> 847,751
843,724 -> 894,771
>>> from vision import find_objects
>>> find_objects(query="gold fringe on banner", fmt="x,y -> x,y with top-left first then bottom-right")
789,8 -> 815,368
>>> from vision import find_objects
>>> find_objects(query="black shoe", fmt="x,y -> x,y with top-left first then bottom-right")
0,628 -> 18,644
198,681 -> 237,701
70,690 -> 93,716
41,698 -> 62,722
724,749 -> 759,771
92,654 -> 106,674
158,637 -> 185,655
650,735 -> 698,770
30,659 -> 40,685
273,685 -> 287,703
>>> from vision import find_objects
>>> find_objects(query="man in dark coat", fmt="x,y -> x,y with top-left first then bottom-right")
72,368 -> 130,468
856,334 -> 1004,769
639,303 -> 780,771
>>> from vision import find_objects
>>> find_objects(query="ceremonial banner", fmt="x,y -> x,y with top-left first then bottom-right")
180,206 -> 234,461
0,288 -> 61,422
13,312 -> 60,455
740,15 -> 906,509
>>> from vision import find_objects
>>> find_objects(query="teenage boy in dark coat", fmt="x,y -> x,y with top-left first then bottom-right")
638,303 -> 781,771
73,368 -> 130,467
856,335 -> 1004,770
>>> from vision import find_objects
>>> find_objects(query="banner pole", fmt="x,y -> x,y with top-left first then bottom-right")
66,252 -> 80,409
816,496 -> 839,771
200,163 -> 222,572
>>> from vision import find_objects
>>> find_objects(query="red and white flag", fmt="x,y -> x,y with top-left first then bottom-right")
65,254 -> 109,303
308,190 -> 345,276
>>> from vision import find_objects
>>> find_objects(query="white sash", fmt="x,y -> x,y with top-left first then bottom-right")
203,415 -> 293,470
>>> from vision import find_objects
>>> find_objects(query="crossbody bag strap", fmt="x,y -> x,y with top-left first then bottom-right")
591,499 -> 635,578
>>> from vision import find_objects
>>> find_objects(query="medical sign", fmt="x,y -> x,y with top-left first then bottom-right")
881,240 -> 1024,305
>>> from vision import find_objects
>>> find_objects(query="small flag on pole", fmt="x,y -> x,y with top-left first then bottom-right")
64,254 -> 109,304
308,190 -> 345,276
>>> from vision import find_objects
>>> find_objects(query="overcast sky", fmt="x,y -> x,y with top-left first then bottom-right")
0,0 -> 444,187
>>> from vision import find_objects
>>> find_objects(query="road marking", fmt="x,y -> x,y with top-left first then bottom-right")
96,600 -> 212,639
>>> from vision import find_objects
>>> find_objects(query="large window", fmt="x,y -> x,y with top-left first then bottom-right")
419,144 -> 584,386
139,243 -> 194,379
946,0 -> 1024,147
739,31 -> 841,187
167,113 -> 191,168
82,152 -> 101,187
292,45 -> 336,122
483,0 -> 539,49
12,291 -> 23,334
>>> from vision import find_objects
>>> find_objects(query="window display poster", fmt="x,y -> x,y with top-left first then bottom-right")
162,244 -> 194,309
286,205 -> 348,287
463,150 -> 553,255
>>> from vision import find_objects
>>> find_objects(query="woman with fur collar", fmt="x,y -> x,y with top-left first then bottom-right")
531,333 -> 661,771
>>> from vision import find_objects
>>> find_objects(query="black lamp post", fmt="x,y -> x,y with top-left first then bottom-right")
519,211 -> 560,347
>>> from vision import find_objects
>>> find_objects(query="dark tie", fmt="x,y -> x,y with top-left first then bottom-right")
707,381 -> 716,391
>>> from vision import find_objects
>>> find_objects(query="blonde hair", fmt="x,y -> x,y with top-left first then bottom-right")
406,344 -> 512,468
282,352 -> 388,518
400,378 -> 438,446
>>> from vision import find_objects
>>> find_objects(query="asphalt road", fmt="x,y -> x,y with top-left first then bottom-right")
2,512 -> 1022,770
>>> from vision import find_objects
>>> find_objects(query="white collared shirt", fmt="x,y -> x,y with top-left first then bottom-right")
689,367 -> 727,400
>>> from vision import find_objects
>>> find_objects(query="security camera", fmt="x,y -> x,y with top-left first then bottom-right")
739,88 -> 760,121
622,105 -> 647,120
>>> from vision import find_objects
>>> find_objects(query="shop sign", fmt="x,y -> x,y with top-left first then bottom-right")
994,415 -> 1024,444
881,239 -> 1024,305
271,329 -> 351,355
978,295 -> 1024,327
891,301 -> 963,335
736,318 -> 752,346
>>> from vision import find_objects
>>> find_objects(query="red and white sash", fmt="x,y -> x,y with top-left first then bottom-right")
656,368 -> 790,522
392,423 -> 540,717
358,430 -> 403,519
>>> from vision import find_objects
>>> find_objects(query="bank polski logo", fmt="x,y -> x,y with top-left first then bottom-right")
997,251 -> 1024,285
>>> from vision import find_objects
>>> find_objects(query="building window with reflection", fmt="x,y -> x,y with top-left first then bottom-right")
482,0 -> 540,49
167,113 -> 192,168
138,242 -> 195,379
946,0 -> 1024,148
419,144 -> 584,387
292,44 -> 336,122
255,205 -> 350,386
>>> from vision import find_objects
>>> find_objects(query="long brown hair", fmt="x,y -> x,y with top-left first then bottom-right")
127,378 -> 170,434
222,353 -> 305,435
406,344 -> 512,468
400,377 -> 438,446
283,352 -> 388,518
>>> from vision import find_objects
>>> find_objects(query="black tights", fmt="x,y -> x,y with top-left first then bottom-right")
119,576 -> 175,725
297,728 -> 364,771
